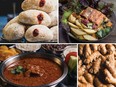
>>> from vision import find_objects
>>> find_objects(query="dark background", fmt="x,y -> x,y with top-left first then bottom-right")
0,0 -> 23,16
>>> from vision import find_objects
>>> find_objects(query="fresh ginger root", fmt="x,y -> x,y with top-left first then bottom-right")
78,76 -> 88,84
78,75 -> 94,87
78,44 -> 85,56
106,44 -> 115,54
94,77 -> 107,87
89,58 -> 101,74
84,44 -> 92,58
78,58 -> 86,76
104,53 -> 116,85
105,53 -> 116,77
78,65 -> 85,76
78,81 -> 94,87
84,51 -> 101,64
105,61 -> 116,78
90,44 -> 99,51
104,69 -> 116,85
99,44 -> 107,55
94,77 -> 115,87
78,44 -> 116,87
83,72 -> 94,84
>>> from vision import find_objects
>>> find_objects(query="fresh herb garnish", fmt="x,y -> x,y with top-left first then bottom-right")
11,66 -> 25,75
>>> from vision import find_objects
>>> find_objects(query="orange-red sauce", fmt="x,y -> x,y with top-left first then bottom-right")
4,58 -> 62,86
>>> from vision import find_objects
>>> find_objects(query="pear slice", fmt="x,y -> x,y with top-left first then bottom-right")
68,14 -> 76,23
83,29 -> 97,34
71,27 -> 86,36
83,34 -> 98,41
68,22 -> 79,29
75,20 -> 83,29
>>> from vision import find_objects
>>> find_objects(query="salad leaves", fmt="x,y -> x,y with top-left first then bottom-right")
96,27 -> 111,38
64,0 -> 114,17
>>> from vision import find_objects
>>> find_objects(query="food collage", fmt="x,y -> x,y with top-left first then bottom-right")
0,0 -> 116,87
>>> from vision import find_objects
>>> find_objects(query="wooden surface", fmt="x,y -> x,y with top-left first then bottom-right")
59,0 -> 116,43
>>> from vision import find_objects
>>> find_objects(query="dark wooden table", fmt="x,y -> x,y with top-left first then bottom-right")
59,0 -> 116,43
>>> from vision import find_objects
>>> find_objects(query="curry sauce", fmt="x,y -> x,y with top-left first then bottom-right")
4,58 -> 62,86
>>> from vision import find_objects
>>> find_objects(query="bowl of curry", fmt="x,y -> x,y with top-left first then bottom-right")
0,53 -> 68,87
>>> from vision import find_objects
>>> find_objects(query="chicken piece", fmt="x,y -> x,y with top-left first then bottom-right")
83,44 -> 92,58
80,7 -> 93,19
25,64 -> 45,77
99,44 -> 107,55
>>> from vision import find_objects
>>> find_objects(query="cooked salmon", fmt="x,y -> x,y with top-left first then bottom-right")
81,7 -> 93,18
89,9 -> 101,24
80,7 -> 109,26
95,14 -> 105,26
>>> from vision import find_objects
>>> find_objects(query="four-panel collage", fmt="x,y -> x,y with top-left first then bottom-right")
0,0 -> 116,87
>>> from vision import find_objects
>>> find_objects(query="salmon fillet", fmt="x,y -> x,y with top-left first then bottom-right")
81,7 -> 93,18
95,14 -> 105,26
80,7 -> 109,26
89,10 -> 101,24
